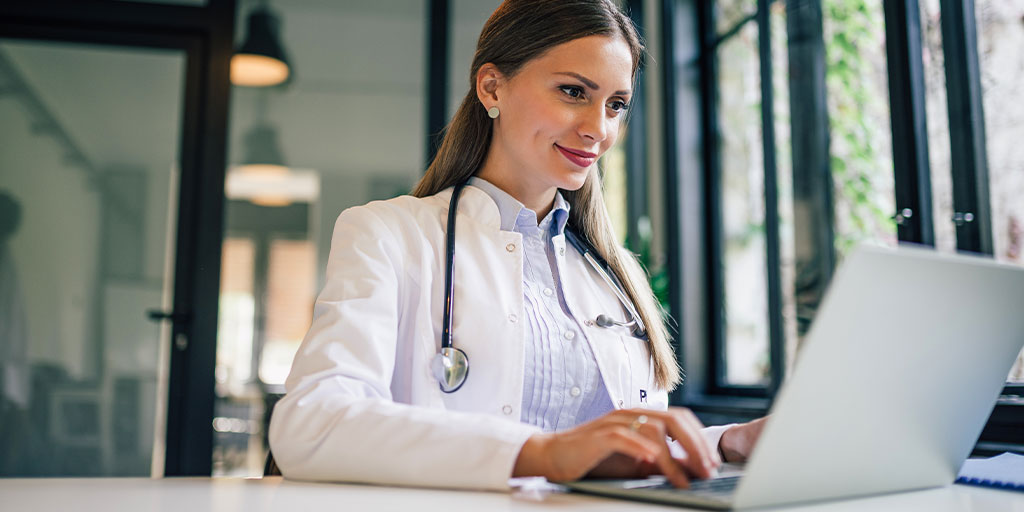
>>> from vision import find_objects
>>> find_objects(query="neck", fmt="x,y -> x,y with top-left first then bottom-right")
476,147 -> 557,223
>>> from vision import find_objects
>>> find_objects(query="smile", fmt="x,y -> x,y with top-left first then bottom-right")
554,144 -> 597,168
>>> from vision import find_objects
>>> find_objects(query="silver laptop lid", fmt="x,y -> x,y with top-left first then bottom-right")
734,245 -> 1024,509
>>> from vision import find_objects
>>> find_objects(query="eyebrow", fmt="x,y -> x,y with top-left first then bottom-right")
554,71 -> 631,96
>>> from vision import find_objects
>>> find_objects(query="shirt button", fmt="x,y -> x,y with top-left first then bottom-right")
508,313 -> 518,323
584,319 -> 595,327
563,331 -> 575,340
505,243 -> 516,252
570,386 -> 581,397
502,405 -> 513,415
543,287 -> 553,297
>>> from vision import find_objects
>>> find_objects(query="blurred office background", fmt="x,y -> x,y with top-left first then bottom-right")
0,0 -> 1021,478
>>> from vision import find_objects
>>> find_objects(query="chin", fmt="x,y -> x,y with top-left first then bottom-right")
561,173 -> 590,191
564,165 -> 595,191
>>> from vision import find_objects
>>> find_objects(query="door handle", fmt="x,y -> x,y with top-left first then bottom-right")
146,309 -> 190,323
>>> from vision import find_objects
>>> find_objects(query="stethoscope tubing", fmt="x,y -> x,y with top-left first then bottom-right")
435,179 -> 647,393
563,230 -> 648,340
440,180 -> 467,350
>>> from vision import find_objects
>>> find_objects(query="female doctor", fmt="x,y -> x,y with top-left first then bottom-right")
268,0 -> 766,490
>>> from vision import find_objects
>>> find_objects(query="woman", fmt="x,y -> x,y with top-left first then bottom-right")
269,0 -> 765,490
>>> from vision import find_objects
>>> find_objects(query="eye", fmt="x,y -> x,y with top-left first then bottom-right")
559,85 -> 585,100
608,100 -> 630,113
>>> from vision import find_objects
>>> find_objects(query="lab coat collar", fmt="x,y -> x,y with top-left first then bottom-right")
433,185 -> 503,232
467,177 -> 570,236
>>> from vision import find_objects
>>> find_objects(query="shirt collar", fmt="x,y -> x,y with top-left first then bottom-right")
469,177 -> 570,235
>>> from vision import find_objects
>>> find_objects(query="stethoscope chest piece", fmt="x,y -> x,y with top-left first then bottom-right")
431,346 -> 469,393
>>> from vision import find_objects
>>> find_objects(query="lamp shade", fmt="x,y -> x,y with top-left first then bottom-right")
231,9 -> 291,87
239,124 -> 288,175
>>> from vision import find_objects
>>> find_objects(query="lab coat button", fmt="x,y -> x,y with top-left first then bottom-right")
618,400 -> 624,408
559,247 -> 566,256
502,405 -> 513,415
570,386 -> 581,397
506,243 -> 516,252
508,313 -> 518,323
543,287 -> 553,297
563,331 -> 575,340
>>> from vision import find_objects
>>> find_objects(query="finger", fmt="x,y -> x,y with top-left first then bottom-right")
658,410 -> 717,479
647,431 -> 692,488
600,424 -> 662,463
626,418 -> 694,488
613,410 -> 712,481
677,410 -> 722,466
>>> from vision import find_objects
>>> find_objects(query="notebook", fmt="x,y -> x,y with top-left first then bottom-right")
956,453 -> 1024,491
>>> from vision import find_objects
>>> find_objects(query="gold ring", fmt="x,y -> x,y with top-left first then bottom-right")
629,414 -> 648,432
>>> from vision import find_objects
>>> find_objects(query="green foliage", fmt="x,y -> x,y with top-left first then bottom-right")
634,217 -> 671,313
823,0 -> 898,256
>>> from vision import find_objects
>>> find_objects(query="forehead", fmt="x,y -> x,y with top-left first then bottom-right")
519,35 -> 634,92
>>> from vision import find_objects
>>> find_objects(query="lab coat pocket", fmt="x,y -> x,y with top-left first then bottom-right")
619,334 -> 654,409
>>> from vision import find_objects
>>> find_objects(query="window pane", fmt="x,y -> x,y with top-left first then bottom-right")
603,144 -> 630,245
974,0 -> 1024,383
717,0 -> 758,36
260,239 -> 315,386
770,1 -> 800,376
718,21 -> 770,386
216,238 -> 255,392
823,0 -> 897,258
919,0 -> 957,253
213,237 -> 256,477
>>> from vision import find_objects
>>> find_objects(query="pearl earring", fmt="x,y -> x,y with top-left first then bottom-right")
487,106 -> 500,119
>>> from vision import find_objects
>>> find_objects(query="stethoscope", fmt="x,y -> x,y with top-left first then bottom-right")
431,180 -> 648,393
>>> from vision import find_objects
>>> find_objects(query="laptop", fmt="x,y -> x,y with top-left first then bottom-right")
564,245 -> 1024,509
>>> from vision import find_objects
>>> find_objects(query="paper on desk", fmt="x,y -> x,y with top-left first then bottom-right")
957,452 -> 1024,487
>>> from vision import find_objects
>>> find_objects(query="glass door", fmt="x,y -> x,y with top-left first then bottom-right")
0,38 -> 185,477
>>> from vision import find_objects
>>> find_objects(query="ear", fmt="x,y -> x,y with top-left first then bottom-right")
475,63 -> 505,109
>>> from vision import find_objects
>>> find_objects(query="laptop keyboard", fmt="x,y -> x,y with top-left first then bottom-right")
682,476 -> 740,496
642,476 -> 740,499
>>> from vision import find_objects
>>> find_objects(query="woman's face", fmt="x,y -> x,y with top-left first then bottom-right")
482,35 -> 634,195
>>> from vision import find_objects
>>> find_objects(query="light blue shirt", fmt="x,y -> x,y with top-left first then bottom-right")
469,178 -> 614,432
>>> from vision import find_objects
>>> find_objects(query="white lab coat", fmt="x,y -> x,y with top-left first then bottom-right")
269,185 -> 731,490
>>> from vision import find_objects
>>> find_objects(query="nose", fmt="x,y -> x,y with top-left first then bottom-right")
577,104 -> 608,143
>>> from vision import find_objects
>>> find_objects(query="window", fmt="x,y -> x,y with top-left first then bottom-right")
662,0 -> 1024,447
975,0 -> 1024,384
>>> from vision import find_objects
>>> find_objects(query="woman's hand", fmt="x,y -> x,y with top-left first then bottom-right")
512,408 -> 721,487
718,416 -> 769,463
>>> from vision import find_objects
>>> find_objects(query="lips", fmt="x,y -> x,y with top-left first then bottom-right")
555,144 -> 597,168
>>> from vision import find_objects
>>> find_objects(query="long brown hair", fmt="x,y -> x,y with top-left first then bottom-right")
412,0 -> 680,390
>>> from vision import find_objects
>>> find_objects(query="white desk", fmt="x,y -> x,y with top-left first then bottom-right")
0,477 -> 1022,511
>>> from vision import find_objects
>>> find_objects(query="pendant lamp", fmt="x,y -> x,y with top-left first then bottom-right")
231,6 -> 292,87
238,124 -> 288,176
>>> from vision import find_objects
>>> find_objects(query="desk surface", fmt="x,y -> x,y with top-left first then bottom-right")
0,477 -> 1022,511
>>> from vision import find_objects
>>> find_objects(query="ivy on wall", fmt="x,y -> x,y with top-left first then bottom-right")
823,0 -> 898,257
